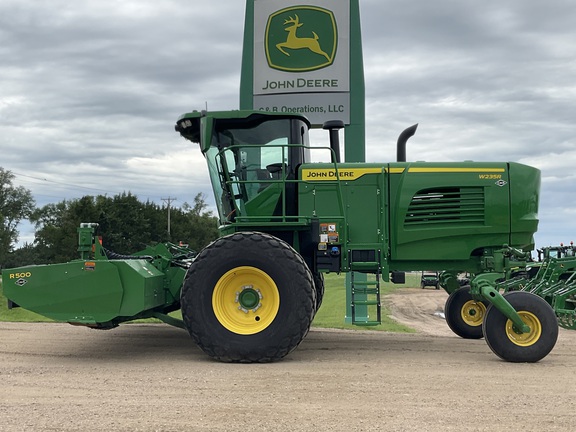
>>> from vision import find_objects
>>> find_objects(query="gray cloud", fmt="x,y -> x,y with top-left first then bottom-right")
1,0 -> 575,248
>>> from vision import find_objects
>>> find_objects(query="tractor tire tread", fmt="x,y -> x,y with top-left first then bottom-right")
181,232 -> 314,363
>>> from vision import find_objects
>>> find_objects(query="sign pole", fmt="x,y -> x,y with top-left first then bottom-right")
240,0 -> 369,322
344,0 -> 367,323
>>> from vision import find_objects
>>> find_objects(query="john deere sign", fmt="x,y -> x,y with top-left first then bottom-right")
245,0 -> 351,126
265,6 -> 337,72
240,0 -> 366,322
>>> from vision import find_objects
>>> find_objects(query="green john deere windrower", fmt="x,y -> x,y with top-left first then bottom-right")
3,109 -> 572,363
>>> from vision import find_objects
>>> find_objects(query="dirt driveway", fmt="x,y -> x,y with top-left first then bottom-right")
1,288 -> 576,432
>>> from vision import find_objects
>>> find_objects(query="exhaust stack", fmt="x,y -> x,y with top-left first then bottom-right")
323,120 -> 345,163
396,124 -> 418,162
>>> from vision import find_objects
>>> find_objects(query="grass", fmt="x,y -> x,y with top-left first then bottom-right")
312,273 -> 416,332
0,273 -> 420,332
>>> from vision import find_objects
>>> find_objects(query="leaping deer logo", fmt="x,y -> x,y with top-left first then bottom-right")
276,15 -> 331,61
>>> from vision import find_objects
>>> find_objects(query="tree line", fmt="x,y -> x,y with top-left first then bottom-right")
0,167 -> 219,269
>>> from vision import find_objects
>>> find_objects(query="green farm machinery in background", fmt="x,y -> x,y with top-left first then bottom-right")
3,110 -> 574,363
497,243 -> 576,331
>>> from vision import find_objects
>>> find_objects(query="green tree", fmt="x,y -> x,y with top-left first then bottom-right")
0,168 -> 35,266
95,192 -> 156,253
26,192 -> 219,265
31,193 -> 149,261
172,193 -> 219,251
31,201 -> 76,264
2,242 -> 41,269
30,198 -> 100,263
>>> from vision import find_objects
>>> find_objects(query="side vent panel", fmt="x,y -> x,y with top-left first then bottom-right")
404,187 -> 485,228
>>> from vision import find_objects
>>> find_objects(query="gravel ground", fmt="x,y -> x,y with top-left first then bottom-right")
1,288 -> 575,432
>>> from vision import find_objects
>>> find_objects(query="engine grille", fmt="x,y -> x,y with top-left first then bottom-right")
404,187 -> 485,228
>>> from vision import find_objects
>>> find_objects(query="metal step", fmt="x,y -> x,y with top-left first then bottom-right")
349,261 -> 380,271
350,265 -> 381,326
353,321 -> 382,327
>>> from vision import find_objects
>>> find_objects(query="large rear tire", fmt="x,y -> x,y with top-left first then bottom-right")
482,291 -> 558,362
181,232 -> 315,363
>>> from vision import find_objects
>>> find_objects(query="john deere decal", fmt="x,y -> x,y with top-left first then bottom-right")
265,6 -> 337,72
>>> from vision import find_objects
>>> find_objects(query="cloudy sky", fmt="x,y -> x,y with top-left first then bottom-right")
1,0 -> 575,250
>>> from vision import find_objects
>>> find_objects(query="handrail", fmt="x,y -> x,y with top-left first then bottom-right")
212,143 -> 348,229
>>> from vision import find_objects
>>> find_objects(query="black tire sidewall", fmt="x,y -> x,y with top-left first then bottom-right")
483,291 -> 559,363
444,286 -> 484,339
313,272 -> 325,312
181,232 -> 314,362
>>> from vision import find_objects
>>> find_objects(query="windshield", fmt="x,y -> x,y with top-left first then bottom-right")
205,117 -> 308,224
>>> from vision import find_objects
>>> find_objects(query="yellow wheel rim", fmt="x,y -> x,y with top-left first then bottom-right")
212,266 -> 280,335
461,300 -> 487,327
505,311 -> 542,347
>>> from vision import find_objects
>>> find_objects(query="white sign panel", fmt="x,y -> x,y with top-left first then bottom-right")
253,0 -> 350,126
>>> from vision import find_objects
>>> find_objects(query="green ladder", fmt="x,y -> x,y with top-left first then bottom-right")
350,266 -> 382,326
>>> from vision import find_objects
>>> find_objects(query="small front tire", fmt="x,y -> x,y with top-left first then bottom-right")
482,291 -> 558,363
